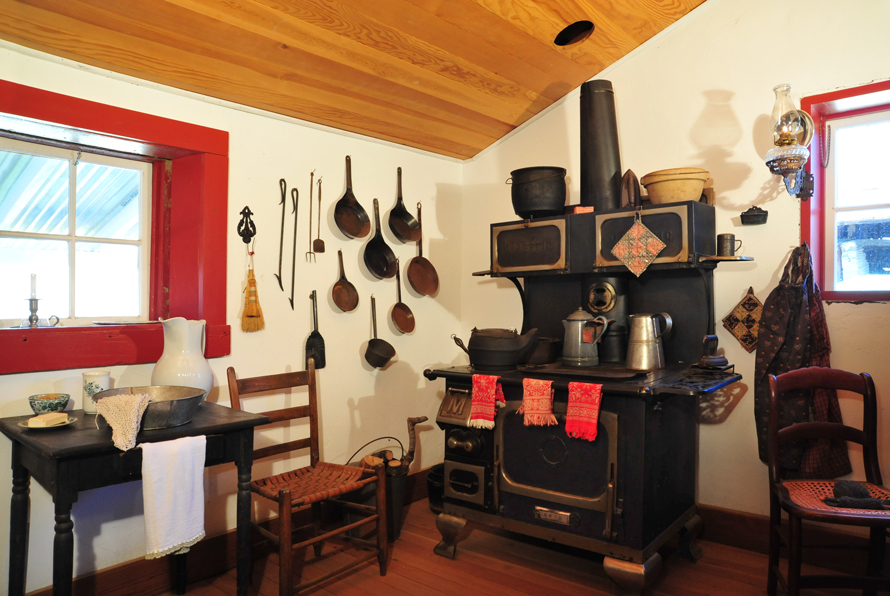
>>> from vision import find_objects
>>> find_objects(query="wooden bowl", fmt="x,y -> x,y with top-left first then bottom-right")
640,168 -> 710,204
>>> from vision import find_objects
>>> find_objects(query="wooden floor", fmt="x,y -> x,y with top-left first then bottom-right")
164,499 -> 860,596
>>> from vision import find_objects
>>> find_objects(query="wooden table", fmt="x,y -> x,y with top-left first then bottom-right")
0,402 -> 268,596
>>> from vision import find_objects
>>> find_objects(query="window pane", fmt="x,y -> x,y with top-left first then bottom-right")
0,237 -> 70,319
835,118 -> 890,209
74,242 -> 140,317
835,207 -> 890,291
0,149 -> 69,234
76,162 -> 141,240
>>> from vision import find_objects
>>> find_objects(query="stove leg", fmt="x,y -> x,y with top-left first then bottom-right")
678,514 -> 703,562
603,552 -> 662,596
433,513 -> 466,559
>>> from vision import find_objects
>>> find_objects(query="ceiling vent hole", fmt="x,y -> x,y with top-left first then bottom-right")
554,21 -> 594,46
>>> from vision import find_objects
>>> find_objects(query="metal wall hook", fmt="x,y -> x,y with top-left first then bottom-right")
237,206 -> 257,244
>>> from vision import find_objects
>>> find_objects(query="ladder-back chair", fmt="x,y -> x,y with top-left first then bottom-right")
227,359 -> 387,595
768,366 -> 889,596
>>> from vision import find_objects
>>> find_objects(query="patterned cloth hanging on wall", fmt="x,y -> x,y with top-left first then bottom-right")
611,211 -> 666,277
722,287 -> 763,353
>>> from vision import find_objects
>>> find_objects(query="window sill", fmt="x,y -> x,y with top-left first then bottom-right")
821,291 -> 890,303
0,324 -> 230,374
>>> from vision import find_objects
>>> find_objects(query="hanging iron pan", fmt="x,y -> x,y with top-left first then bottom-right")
365,295 -> 395,368
334,155 -> 371,239
332,249 -> 359,312
388,167 -> 421,243
406,202 -> 439,296
391,259 -> 415,333
363,198 -> 397,279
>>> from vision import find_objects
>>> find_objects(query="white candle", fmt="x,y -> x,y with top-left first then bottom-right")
30,274 -> 36,299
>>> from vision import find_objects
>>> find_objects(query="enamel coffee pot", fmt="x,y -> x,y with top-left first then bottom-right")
625,313 -> 672,371
562,308 -> 609,367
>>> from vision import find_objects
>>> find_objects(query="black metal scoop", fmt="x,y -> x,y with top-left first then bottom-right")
305,290 -> 325,369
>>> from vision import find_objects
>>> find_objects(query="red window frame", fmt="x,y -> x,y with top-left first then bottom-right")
802,80 -> 890,301
0,80 -> 230,374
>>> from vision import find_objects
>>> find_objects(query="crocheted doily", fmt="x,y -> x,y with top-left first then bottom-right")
96,393 -> 152,451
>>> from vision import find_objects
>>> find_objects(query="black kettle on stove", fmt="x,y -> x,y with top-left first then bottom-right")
452,327 -> 538,371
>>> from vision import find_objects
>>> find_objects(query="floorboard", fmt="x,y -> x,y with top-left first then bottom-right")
157,499 -> 864,596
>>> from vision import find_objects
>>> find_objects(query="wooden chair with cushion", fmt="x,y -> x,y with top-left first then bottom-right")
227,359 -> 387,595
768,366 -> 890,596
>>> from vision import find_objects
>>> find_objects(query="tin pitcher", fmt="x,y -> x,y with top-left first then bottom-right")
562,308 -> 609,367
625,313 -> 672,371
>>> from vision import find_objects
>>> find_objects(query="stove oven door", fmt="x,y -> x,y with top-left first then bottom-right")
495,400 -> 620,541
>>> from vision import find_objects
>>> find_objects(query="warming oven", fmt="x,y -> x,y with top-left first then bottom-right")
490,201 -> 715,276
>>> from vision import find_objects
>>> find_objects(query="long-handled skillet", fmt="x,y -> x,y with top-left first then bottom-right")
406,202 -> 439,295
365,295 -> 395,368
388,167 -> 420,243
363,198 -> 397,279
334,155 -> 370,239
391,259 -> 415,333
332,249 -> 359,312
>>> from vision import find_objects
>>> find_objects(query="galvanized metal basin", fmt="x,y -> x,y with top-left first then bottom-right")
92,386 -> 206,430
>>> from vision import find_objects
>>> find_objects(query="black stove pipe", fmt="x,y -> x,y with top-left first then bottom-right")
580,80 -> 621,210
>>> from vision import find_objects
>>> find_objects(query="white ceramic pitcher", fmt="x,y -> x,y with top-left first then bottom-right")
150,317 -> 213,393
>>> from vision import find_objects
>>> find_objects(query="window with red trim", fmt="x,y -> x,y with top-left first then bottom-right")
0,80 -> 230,374
802,80 -> 890,302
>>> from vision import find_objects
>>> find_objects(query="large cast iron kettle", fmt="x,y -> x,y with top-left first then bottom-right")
452,327 -> 538,371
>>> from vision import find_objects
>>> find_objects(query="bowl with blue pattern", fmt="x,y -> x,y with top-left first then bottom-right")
28,393 -> 70,415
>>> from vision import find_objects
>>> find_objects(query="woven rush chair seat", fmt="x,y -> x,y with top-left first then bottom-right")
252,461 -> 377,505
778,480 -> 890,520
767,367 -> 890,596
227,360 -> 387,596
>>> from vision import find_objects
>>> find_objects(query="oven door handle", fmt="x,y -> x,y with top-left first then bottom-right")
603,463 -> 615,539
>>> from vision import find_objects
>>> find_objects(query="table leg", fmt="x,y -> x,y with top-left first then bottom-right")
236,430 -> 254,596
9,446 -> 30,596
53,499 -> 75,596
174,551 -> 188,594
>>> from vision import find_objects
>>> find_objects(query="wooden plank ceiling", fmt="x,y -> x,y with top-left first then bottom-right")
0,0 -> 705,159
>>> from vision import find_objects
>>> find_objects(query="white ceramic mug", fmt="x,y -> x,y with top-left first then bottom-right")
82,371 -> 110,414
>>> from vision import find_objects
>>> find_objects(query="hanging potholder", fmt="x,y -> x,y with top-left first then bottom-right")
611,211 -> 666,277
722,286 -> 763,353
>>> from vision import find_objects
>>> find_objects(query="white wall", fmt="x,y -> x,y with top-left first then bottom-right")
0,43 -> 463,591
462,0 -> 890,517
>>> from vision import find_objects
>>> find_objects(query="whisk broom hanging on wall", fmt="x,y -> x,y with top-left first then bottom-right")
238,206 -> 265,333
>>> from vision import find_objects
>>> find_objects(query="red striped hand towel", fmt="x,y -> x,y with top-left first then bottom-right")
469,374 -> 505,429
517,378 -> 557,426
566,382 -> 602,441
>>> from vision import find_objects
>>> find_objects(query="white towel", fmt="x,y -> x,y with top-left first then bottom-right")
140,435 -> 207,559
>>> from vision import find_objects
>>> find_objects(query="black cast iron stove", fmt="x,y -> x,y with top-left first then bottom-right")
424,198 -> 743,595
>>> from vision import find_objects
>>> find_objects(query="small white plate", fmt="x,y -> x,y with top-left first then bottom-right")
19,416 -> 78,430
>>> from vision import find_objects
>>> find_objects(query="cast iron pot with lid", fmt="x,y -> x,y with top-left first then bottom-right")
452,327 -> 538,371
507,166 -> 567,219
